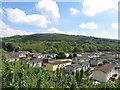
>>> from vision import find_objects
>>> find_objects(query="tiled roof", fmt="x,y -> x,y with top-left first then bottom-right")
77,52 -> 81,54
34,53 -> 42,55
49,60 -> 71,65
95,64 -> 114,73
10,56 -> 19,58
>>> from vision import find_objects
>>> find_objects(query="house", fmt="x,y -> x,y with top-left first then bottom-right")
73,56 -> 90,63
65,52 -> 73,58
88,52 -> 101,58
9,56 -> 20,62
43,53 -> 57,59
92,64 -> 115,82
45,60 -> 72,71
101,52 -> 119,58
18,51 -> 30,55
64,63 -> 82,74
110,60 -> 120,67
65,61 -> 90,74
22,58 -> 43,67
8,52 -> 26,58
79,62 -> 90,71
76,52 -> 82,57
90,57 -> 105,66
33,53 -> 43,58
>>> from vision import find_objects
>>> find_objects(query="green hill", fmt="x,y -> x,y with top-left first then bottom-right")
2,33 -> 119,44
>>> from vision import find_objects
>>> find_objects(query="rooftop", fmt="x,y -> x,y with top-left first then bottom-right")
48,60 -> 71,65
95,64 -> 114,73
10,56 -> 19,58
33,53 -> 42,55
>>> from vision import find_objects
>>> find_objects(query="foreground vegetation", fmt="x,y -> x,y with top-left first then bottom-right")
0,48 -> 120,88
1,59 -> 120,88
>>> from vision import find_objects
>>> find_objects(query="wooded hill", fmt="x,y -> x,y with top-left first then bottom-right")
1,33 -> 120,53
2,33 -> 120,44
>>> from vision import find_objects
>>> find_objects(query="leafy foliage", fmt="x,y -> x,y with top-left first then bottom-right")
2,34 -> 119,44
1,34 -> 120,53
2,59 -> 120,88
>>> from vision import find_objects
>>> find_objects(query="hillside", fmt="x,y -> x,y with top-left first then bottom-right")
2,33 -> 120,44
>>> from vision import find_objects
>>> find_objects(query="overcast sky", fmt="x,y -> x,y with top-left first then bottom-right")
0,0 -> 119,39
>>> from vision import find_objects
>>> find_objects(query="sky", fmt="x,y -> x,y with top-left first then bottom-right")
0,0 -> 119,39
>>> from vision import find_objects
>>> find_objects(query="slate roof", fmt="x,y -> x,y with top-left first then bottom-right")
8,52 -> 23,56
68,64 -> 82,68
77,56 -> 90,60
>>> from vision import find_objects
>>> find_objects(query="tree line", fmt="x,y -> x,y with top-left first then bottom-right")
1,41 -> 120,53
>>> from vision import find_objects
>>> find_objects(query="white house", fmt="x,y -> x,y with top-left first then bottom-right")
80,62 -> 90,71
33,53 -> 43,58
76,52 -> 82,57
65,52 -> 73,58
90,57 -> 105,66
9,56 -> 20,62
65,61 -> 90,74
43,53 -> 57,59
18,51 -> 30,55
23,58 -> 43,67
92,64 -> 115,82
73,56 -> 90,63
8,52 -> 26,58
110,59 -> 120,67
65,64 -> 82,75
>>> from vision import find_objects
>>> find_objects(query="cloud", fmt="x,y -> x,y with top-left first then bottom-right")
6,8 -> 50,27
44,27 -> 77,35
0,8 -> 4,14
70,8 -> 80,15
36,0 -> 60,21
82,0 -> 118,17
45,27 -> 65,34
5,0 -> 60,27
103,31 -> 111,35
79,31 -> 117,39
102,31 -> 117,39
112,23 -> 118,30
79,22 -> 98,29
0,20 -> 34,37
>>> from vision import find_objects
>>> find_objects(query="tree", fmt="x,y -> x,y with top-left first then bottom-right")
98,63 -> 103,67
56,52 -> 66,59
68,54 -> 73,59
32,50 -> 36,53
73,52 -> 77,58
103,60 -> 109,64
73,47 -> 79,52
80,69 -> 84,82
115,76 -> 120,88
69,74 -> 78,89
5,43 -> 14,52
82,44 -> 90,52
